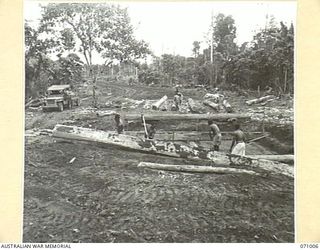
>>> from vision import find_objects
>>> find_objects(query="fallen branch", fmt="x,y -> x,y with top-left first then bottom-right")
25,97 -> 34,108
137,162 -> 258,175
245,95 -> 275,106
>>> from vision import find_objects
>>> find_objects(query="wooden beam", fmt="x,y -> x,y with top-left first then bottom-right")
124,113 -> 251,121
137,162 -> 258,175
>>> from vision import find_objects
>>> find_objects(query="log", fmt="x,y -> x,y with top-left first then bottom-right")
152,95 -> 168,110
96,110 -> 117,117
125,113 -> 251,121
203,93 -> 224,102
203,100 -> 220,111
247,154 -> 294,164
245,95 -> 275,106
25,97 -> 34,108
261,99 -> 275,106
137,162 -> 258,175
222,100 -> 233,113
187,98 -> 202,113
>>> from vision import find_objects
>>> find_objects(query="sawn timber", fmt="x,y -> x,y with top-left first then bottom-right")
52,124 -> 293,177
124,113 -> 250,121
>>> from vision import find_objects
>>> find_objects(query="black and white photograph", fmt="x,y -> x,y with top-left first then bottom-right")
24,1 -> 296,243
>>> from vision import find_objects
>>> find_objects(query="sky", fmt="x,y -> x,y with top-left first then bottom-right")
24,1 -> 296,64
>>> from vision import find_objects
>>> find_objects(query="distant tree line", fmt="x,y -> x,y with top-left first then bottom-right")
138,13 -> 294,95
25,6 -> 294,99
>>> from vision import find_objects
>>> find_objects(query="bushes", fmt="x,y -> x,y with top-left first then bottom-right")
138,68 -> 164,85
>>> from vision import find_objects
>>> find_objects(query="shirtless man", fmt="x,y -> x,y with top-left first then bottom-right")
145,123 -> 156,139
114,114 -> 124,134
230,124 -> 246,156
208,120 -> 222,151
141,114 -> 156,139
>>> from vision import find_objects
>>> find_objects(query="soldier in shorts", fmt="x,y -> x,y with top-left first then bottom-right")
208,119 -> 222,151
230,123 -> 246,156
114,114 -> 124,134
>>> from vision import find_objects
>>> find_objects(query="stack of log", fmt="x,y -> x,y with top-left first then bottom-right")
203,99 -> 220,111
202,92 -> 234,113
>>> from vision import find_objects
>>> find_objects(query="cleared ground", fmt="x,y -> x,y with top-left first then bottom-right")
23,77 -> 294,243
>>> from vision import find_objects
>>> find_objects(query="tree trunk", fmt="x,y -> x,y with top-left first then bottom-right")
284,67 -> 288,93
137,162 -> 258,175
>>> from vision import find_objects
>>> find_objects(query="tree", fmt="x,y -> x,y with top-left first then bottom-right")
204,13 -> 239,87
212,13 -> 237,58
192,41 -> 200,58
47,53 -> 84,86
25,22 -> 57,98
222,20 -> 294,94
40,3 -> 151,73
161,54 -> 187,85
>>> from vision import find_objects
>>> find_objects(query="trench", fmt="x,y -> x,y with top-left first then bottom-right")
126,117 -> 294,156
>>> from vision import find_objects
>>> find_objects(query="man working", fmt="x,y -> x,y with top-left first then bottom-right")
145,123 -> 156,139
172,87 -> 183,110
208,119 -> 222,151
230,123 -> 246,156
141,114 -> 156,139
114,114 -> 124,134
